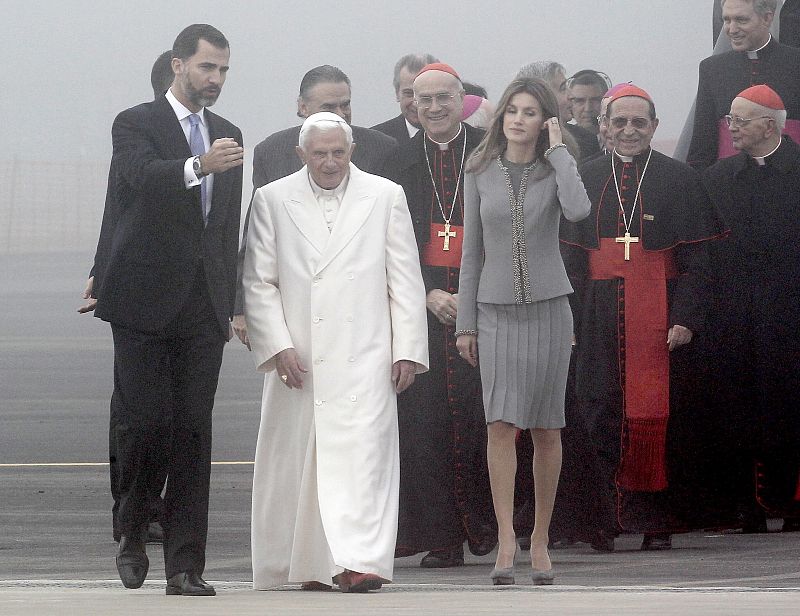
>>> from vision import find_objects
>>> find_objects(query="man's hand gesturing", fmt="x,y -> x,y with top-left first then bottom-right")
199,138 -> 244,174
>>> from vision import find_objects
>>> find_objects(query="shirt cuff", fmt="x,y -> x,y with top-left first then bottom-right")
184,156 -> 201,188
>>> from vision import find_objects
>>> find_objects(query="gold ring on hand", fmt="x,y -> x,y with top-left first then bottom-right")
280,374 -> 288,382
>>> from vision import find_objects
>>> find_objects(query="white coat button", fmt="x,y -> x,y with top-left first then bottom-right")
315,399 -> 323,406
345,315 -> 353,323
348,356 -> 355,362
314,358 -> 324,365
313,316 -> 321,323
350,395 -> 357,402
347,273 -> 354,280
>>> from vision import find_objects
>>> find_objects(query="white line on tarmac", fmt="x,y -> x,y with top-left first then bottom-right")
1,580 -> 799,593
0,461 -> 255,468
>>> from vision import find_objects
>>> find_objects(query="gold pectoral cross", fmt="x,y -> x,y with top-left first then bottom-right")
615,231 -> 639,261
438,223 -> 456,251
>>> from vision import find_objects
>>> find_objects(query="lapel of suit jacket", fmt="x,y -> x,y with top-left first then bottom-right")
282,170 -> 331,256
314,164 -> 377,275
154,95 -> 193,159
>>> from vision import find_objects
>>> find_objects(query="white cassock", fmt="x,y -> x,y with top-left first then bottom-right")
243,162 -> 429,589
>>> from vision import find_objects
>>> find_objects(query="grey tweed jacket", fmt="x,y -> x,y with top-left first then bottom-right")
456,146 -> 590,333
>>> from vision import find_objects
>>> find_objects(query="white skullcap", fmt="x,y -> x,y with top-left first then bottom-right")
298,112 -> 353,147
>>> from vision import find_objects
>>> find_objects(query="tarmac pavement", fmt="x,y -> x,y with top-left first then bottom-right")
1,252 -> 799,614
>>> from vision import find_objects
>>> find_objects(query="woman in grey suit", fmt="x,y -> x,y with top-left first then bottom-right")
455,77 -> 590,585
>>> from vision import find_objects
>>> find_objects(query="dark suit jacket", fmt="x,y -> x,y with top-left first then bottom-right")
233,124 -> 399,314
782,0 -> 800,47
93,95 -> 243,335
251,124 -> 399,188
564,123 -> 601,162
372,113 -> 413,146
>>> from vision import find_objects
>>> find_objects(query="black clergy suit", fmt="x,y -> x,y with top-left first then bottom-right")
93,94 -> 243,578
701,137 -> 800,521
372,113 -> 414,145
559,149 -> 727,539
687,38 -> 800,170
782,0 -> 800,46
234,124 -> 399,314
394,124 -> 497,559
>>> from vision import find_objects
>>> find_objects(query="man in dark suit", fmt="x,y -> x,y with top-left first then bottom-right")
91,24 -> 244,596
81,49 -> 175,546
232,65 -> 399,346
372,53 -> 439,145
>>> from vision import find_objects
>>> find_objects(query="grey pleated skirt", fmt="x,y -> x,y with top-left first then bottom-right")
477,296 -> 572,429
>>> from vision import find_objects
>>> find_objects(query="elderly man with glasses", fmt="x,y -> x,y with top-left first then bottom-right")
560,85 -> 725,553
702,84 -> 800,534
393,63 -> 497,569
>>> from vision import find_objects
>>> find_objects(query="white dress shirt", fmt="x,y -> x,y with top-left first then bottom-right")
165,88 -> 214,201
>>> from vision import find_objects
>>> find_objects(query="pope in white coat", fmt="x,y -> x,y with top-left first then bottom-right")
243,112 -> 429,592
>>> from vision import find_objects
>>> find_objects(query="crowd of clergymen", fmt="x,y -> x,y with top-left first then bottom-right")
87,0 -> 800,596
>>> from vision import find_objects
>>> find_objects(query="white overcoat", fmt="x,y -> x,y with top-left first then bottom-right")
243,163 -> 429,589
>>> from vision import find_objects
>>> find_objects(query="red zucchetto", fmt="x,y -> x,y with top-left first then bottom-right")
604,82 -> 634,99
416,63 -> 461,81
608,84 -> 652,105
736,85 -> 785,110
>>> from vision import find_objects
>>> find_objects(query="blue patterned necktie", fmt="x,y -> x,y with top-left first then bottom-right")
188,113 -> 209,224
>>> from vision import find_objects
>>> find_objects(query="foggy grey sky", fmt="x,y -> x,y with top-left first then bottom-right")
6,0 -> 712,189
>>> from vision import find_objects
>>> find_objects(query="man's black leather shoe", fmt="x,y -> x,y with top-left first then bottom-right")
468,535 -> 497,557
116,532 -> 148,589
589,529 -> 615,552
419,545 -> 465,568
166,572 -> 216,596
641,532 -> 672,551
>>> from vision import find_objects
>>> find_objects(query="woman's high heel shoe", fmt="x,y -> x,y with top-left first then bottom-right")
490,547 -> 517,585
531,546 -> 554,585
490,565 -> 515,585
530,568 -> 555,585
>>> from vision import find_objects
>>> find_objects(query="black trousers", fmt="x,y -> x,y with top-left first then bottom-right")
110,273 -> 225,578
109,366 -> 168,541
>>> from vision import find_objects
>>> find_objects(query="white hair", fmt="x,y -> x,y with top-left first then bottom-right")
741,99 -> 788,129
298,111 -> 354,149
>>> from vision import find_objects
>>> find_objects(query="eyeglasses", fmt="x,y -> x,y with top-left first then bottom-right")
568,96 -> 603,106
724,114 -> 773,127
608,116 -> 651,129
415,93 -> 457,108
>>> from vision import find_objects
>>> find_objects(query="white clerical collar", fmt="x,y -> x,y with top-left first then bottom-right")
752,138 -> 782,166
166,88 -> 206,124
406,118 -> 420,139
426,123 -> 464,151
308,171 -> 349,200
616,153 -> 634,163
746,34 -> 772,59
